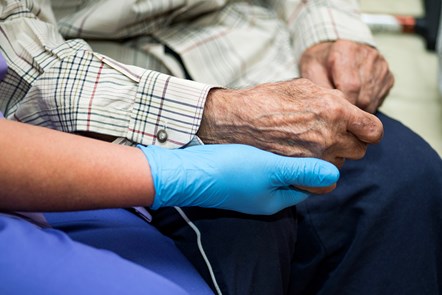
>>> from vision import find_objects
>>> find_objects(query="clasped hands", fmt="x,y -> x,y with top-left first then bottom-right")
140,40 -> 394,215
199,40 -> 394,167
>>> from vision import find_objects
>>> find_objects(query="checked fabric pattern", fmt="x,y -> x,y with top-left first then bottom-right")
0,0 -> 374,148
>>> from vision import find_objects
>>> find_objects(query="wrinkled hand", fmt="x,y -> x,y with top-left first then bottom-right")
198,79 -> 383,167
300,40 -> 394,113
139,144 -> 339,215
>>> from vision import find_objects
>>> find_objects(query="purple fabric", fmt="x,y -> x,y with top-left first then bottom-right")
0,213 -> 189,295
0,52 -> 7,119
0,52 -> 7,81
43,209 -> 213,294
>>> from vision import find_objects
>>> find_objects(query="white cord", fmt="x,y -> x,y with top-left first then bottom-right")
174,207 -> 223,295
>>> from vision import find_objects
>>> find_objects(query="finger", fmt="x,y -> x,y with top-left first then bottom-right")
300,59 -> 334,89
329,50 -> 361,104
294,183 -> 337,194
357,55 -> 391,113
370,69 -> 395,112
271,157 -> 340,188
324,131 -> 369,161
329,157 -> 346,169
312,153 -> 346,169
266,183 -> 336,215
346,106 -> 384,144
355,58 -> 377,111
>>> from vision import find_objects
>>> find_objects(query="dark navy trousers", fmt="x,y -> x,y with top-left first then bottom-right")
2,113 -> 439,294
152,113 -> 442,295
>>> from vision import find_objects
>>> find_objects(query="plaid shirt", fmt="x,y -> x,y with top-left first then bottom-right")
0,0 -> 374,148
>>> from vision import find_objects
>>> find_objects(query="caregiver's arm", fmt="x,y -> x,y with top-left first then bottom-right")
0,119 -> 339,215
0,119 -> 155,212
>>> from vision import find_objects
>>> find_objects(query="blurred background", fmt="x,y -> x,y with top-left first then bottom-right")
360,0 -> 442,155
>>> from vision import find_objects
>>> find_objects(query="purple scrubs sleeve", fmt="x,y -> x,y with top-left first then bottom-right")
1,51 -> 7,119
0,51 -> 7,81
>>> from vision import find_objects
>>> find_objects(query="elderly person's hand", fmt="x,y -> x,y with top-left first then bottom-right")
299,40 -> 395,113
198,78 -> 383,168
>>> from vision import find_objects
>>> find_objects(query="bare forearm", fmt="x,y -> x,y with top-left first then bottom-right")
0,120 -> 154,212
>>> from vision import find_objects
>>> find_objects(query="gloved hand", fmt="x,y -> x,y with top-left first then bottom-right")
138,144 -> 339,215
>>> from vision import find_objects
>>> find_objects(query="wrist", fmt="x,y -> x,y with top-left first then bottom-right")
197,87 -> 237,143
135,145 -> 159,207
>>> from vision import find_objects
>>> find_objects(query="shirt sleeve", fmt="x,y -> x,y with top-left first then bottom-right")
270,0 -> 376,62
0,0 -> 211,148
54,0 -> 227,40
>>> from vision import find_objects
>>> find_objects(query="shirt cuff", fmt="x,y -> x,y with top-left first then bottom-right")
128,70 -> 212,148
291,4 -> 376,63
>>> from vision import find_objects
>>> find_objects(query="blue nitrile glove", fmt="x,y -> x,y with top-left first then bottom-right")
138,144 -> 339,215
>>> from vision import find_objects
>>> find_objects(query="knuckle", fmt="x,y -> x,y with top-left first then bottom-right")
357,97 -> 371,110
296,77 -> 314,87
327,89 -> 348,104
327,51 -> 340,67
330,88 -> 345,97
300,54 -> 316,68
379,63 -> 389,77
367,48 -> 380,59
325,97 -> 346,116
380,62 -> 393,79
376,52 -> 388,63
336,79 -> 361,93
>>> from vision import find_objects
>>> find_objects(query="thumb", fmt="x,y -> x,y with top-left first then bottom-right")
272,157 -> 339,188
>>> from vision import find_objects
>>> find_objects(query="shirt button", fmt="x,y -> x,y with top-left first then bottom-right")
157,129 -> 168,143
